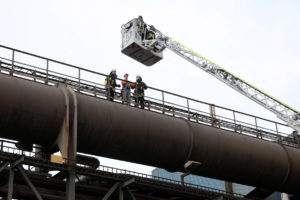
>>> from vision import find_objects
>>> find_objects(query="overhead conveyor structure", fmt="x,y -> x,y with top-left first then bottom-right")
0,45 -> 300,199
121,17 -> 300,133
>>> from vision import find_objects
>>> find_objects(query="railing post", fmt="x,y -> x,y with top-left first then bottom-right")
187,99 -> 190,120
33,69 -> 36,82
162,91 -> 165,114
45,59 -> 49,84
233,111 -> 237,132
172,106 -> 175,117
210,104 -> 216,127
10,50 -> 15,76
292,131 -> 300,147
254,117 -> 259,138
78,69 -> 81,92
275,123 -> 279,135
94,85 -> 97,97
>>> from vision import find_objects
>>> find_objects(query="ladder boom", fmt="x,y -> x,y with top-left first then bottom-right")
121,18 -> 300,132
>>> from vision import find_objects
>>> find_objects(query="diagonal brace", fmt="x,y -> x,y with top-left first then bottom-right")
125,187 -> 136,200
11,156 -> 24,168
0,161 -> 9,173
120,178 -> 135,189
18,165 -> 43,200
101,182 -> 120,200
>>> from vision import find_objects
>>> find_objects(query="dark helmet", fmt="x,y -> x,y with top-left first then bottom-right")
138,15 -> 143,22
136,75 -> 142,82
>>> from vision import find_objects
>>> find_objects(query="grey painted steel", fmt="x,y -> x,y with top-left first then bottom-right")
18,166 -> 43,200
7,168 -> 14,200
102,182 -> 120,200
0,74 -> 300,194
0,162 -> 9,173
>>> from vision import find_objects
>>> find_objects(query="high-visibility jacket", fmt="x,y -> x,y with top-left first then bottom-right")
105,76 -> 117,91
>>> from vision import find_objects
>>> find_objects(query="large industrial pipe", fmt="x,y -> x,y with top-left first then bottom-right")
0,74 -> 299,194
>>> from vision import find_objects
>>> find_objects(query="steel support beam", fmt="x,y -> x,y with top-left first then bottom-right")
126,187 -> 137,200
120,178 -> 135,188
0,161 -> 9,173
225,181 -> 233,193
11,156 -> 24,168
7,168 -> 14,200
119,186 -> 124,200
56,85 -> 78,200
18,165 -> 43,200
66,170 -> 76,200
101,182 -> 120,200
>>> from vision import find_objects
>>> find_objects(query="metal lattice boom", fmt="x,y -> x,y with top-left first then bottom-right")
121,18 -> 300,132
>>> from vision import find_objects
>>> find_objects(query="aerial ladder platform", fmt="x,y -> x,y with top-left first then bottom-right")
121,16 -> 300,133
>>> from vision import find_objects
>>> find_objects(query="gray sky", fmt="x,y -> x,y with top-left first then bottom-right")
1,0 -> 299,174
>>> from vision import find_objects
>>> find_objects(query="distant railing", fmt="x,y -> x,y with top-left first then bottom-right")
0,44 -> 298,148
0,139 -> 253,199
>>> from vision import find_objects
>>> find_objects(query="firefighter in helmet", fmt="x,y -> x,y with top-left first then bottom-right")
131,75 -> 147,109
105,69 -> 120,101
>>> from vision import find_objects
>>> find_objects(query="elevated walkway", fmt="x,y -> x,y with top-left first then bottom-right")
0,45 -> 298,148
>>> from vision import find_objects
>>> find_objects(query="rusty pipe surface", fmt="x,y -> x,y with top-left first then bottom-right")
0,74 -> 299,194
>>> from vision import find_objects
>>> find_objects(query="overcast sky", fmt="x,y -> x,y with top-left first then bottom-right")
1,0 -> 299,174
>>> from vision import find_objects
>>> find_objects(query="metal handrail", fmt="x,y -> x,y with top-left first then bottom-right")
0,45 -> 297,148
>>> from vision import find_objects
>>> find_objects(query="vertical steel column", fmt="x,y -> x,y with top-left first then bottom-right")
7,168 -> 14,200
119,187 -> 124,200
66,86 -> 78,200
56,84 -> 78,200
225,181 -> 233,193
66,170 -> 76,200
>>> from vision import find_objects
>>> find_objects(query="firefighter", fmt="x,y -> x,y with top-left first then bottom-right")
105,69 -> 120,101
121,73 -> 131,105
137,15 -> 147,40
131,75 -> 147,109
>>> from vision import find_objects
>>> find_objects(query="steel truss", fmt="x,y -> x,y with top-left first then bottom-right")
0,140 -> 257,200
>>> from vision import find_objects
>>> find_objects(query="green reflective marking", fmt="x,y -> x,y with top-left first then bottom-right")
167,36 -> 299,114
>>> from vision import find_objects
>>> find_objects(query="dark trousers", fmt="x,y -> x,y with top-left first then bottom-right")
135,96 -> 145,109
107,88 -> 115,101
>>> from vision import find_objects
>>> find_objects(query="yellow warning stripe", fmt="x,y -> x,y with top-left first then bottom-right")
167,36 -> 300,114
